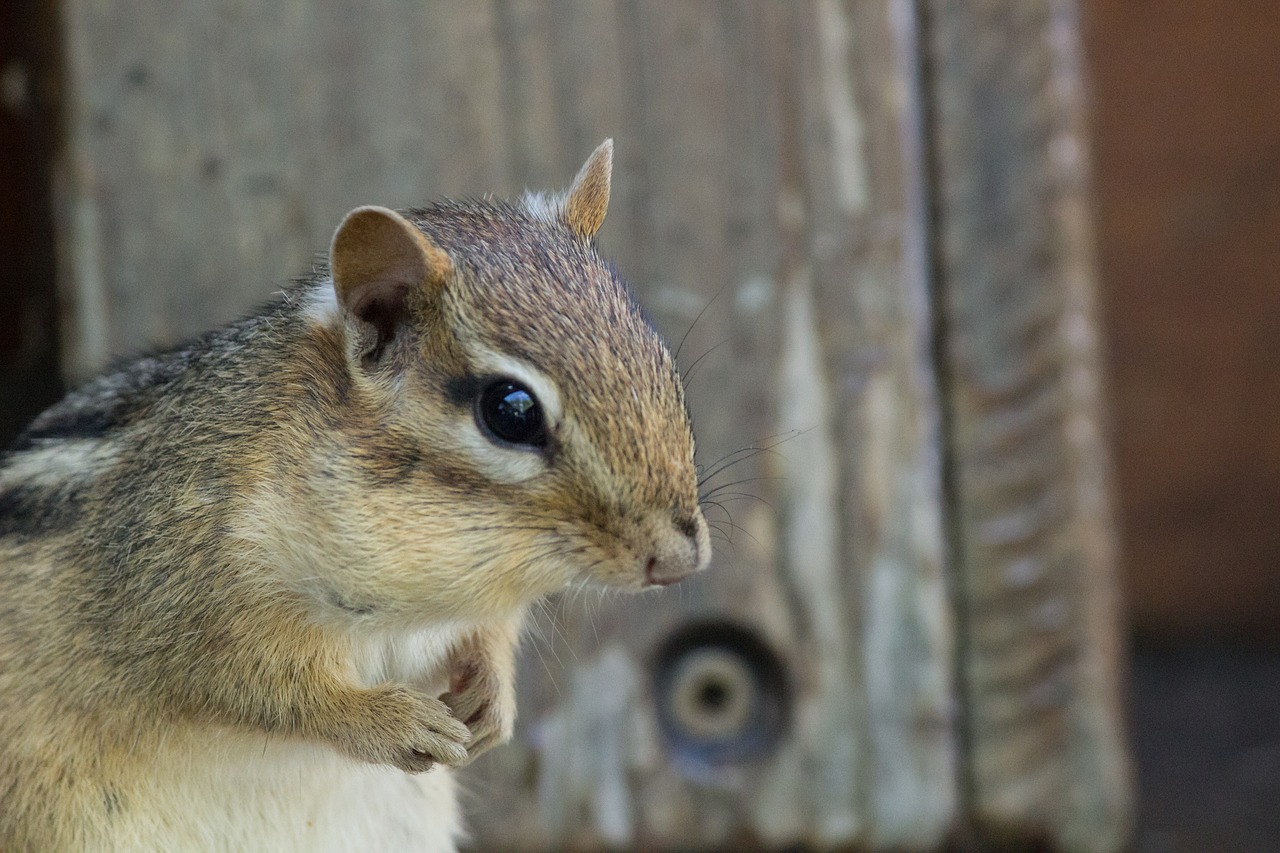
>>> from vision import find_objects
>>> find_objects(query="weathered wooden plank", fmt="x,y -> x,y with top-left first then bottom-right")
466,1 -> 957,849
772,1 -> 958,847
470,2 -> 795,844
55,0 -> 512,381
922,1 -> 1134,849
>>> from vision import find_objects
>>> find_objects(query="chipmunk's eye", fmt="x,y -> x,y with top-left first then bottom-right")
476,379 -> 547,448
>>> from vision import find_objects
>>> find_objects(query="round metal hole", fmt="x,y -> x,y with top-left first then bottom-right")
651,620 -> 790,772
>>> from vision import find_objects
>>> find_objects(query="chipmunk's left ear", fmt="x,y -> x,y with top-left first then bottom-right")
330,206 -> 452,366
563,138 -> 612,240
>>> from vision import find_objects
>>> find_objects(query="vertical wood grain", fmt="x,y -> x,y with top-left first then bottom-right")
465,2 -> 959,848
923,1 -> 1133,849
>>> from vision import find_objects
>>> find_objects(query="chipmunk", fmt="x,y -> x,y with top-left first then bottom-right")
0,140 -> 710,852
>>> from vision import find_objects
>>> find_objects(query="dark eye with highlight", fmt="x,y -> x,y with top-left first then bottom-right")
476,379 -> 547,448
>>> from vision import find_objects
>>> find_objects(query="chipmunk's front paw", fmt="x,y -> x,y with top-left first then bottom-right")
337,686 -> 472,773
441,656 -> 514,764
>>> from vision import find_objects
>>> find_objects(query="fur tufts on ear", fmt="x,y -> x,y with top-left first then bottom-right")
563,139 -> 613,240
329,206 -> 452,366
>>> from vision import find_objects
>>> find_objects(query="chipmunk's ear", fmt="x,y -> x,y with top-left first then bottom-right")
563,138 -> 612,239
329,205 -> 452,366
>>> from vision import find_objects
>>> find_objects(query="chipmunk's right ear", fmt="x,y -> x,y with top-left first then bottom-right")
563,138 -> 612,240
329,206 -> 453,366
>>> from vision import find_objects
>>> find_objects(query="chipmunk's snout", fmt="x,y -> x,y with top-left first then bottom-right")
643,511 -> 711,587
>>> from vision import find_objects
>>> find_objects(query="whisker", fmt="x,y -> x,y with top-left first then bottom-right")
702,491 -> 777,511
700,476 -> 785,501
710,533 -> 739,557
696,430 -> 807,487
704,508 -> 763,550
699,498 -> 733,522
525,602 -> 564,696
674,281 -> 730,365
700,429 -> 804,467
706,517 -> 733,534
681,339 -> 729,386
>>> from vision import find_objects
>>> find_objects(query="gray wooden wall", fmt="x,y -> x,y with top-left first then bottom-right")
52,1 -> 1131,849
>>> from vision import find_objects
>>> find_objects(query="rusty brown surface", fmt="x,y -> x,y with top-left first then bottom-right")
1084,0 -> 1280,637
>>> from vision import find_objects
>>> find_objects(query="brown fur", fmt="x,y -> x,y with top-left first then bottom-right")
0,141 -> 708,850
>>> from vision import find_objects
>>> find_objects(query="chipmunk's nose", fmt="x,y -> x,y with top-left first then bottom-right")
644,511 -> 711,587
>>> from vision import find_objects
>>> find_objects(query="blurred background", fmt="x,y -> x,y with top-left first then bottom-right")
1085,2 -> 1280,850
1,1 -> 1277,850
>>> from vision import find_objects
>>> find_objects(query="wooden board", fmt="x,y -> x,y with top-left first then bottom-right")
51,0 -> 1129,849
924,1 -> 1133,848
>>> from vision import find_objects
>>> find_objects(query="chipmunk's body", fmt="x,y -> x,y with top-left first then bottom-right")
0,142 -> 709,851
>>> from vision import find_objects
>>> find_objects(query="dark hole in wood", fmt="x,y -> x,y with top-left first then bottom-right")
650,619 -> 790,777
697,677 -> 731,713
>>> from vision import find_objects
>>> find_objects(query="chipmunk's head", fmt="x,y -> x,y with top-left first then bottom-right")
310,140 -> 710,622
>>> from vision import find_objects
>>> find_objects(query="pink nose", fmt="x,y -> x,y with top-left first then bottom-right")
645,555 -> 689,586
645,556 -> 680,586
644,516 -> 708,586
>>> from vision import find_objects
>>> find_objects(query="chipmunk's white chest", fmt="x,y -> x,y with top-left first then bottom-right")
104,732 -> 461,853
97,625 -> 471,852
347,620 -> 471,691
